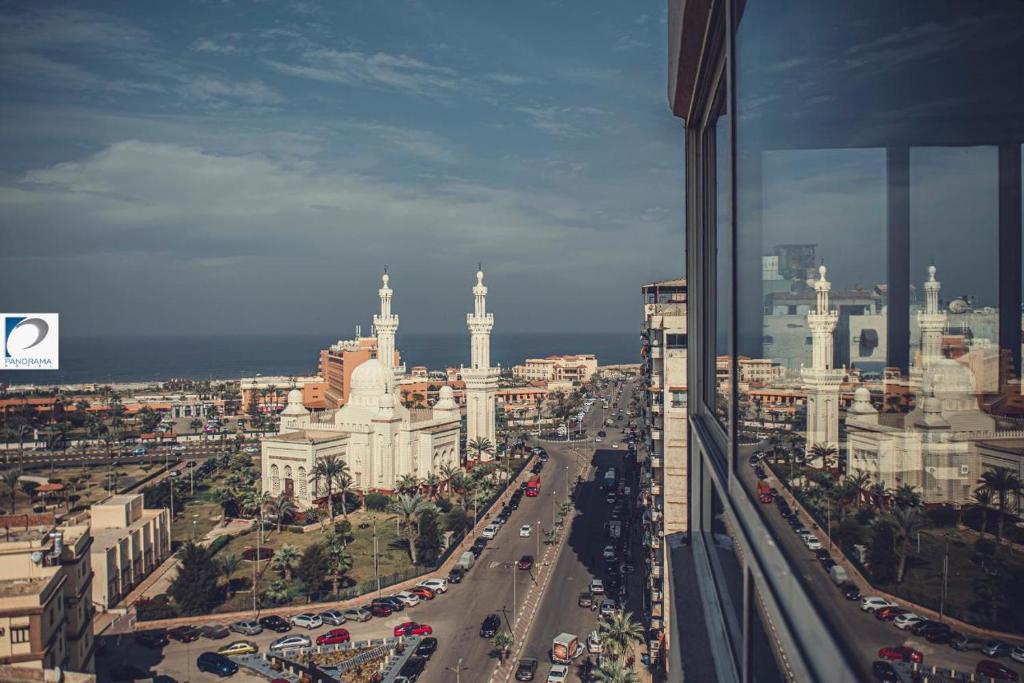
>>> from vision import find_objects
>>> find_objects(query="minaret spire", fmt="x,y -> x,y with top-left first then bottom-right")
373,270 -> 399,379
801,263 -> 843,466
918,264 -> 946,365
463,267 -> 498,461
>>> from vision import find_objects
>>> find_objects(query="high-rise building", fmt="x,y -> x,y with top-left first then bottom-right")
668,2 -> 1024,681
639,278 -> 688,667
0,515 -> 94,675
463,269 -> 498,458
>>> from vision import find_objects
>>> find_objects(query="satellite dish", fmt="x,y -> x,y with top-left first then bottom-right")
948,299 -> 969,314
30,551 -> 43,564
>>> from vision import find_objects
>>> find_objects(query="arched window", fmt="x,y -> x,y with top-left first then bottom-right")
297,466 -> 307,499
270,464 -> 280,494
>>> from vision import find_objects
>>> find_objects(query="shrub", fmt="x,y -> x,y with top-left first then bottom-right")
364,493 -> 390,511
207,534 -> 232,556
927,505 -> 958,528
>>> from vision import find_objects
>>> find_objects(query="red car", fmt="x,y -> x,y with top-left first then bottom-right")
394,622 -> 433,637
977,660 -> 1019,682
366,603 -> 393,618
878,646 -> 923,664
410,586 -> 436,600
316,629 -> 351,646
874,607 -> 907,621
517,555 -> 534,571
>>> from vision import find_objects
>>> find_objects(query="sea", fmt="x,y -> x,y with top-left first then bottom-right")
0,332 -> 638,386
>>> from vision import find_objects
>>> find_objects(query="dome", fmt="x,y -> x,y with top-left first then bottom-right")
854,387 -> 870,402
439,385 -> 454,400
280,387 -> 309,417
378,393 -> 396,409
350,358 -> 390,397
433,385 -> 458,412
848,386 -> 876,416
924,357 -> 976,396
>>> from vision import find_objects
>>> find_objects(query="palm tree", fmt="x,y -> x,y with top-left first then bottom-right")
272,545 -> 299,581
423,472 -> 441,500
892,484 -> 921,510
396,474 -> 420,495
439,463 -> 461,496
492,632 -> 515,663
189,418 -> 203,436
242,489 -> 271,519
216,553 -> 242,598
592,660 -> 641,683
2,469 -> 21,513
467,437 -> 495,462
809,443 -> 838,469
972,487 -> 994,539
878,507 -> 926,582
269,494 -> 295,533
324,534 -> 353,595
388,493 -> 435,564
333,466 -> 354,521
868,481 -> 890,514
977,466 -> 1023,545
597,611 -> 645,659
845,470 -> 871,511
309,455 -> 346,524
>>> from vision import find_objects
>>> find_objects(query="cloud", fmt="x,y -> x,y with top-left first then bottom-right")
183,76 -> 281,104
191,38 -> 241,55
340,122 -> 455,162
613,34 -> 650,51
514,105 -> 602,138
267,49 -> 460,96
487,73 -> 534,86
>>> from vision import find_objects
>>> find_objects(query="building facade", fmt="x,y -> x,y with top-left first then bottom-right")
0,515 -> 94,675
89,495 -> 171,611
669,1 -> 1023,681
511,354 -> 598,384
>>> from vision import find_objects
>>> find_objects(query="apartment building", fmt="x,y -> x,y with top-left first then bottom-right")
639,278 -> 688,666
0,514 -> 94,675
511,354 -> 598,384
240,375 -> 327,414
668,1 -> 1023,681
89,495 -> 171,610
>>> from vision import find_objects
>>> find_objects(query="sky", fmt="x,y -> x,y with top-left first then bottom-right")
0,0 -> 684,337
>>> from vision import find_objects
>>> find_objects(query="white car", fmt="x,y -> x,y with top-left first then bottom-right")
269,634 -> 311,652
861,596 -> 898,613
590,579 -> 604,594
392,591 -> 421,607
547,665 -> 569,683
417,578 -> 448,594
1011,645 -> 1024,664
520,525 -> 532,537
482,524 -> 499,539
171,444 -> 187,451
587,630 -> 603,654
802,535 -> 822,551
290,613 -> 322,629
893,613 -> 925,630
602,545 -> 616,560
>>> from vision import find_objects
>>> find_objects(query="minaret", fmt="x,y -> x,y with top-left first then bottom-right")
462,268 -> 499,461
918,265 -> 946,365
373,271 -> 399,385
801,265 -> 844,466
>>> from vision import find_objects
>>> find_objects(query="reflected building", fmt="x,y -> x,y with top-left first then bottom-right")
800,265 -> 844,462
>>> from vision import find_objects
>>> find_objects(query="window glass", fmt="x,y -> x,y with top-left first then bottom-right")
706,481 -> 743,668
714,104 -> 732,432
733,0 -> 1024,638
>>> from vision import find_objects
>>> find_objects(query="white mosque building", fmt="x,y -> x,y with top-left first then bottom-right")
259,270 -> 496,506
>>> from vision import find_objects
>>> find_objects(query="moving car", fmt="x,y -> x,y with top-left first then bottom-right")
547,664 -> 569,683
343,607 -> 372,623
269,634 -> 311,652
319,609 -> 347,625
168,625 -> 201,643
480,614 -> 502,638
976,660 -> 1020,681
394,621 -> 432,637
578,592 -> 593,608
196,652 -> 238,677
520,524 -> 532,537
316,628 -> 351,646
217,640 -> 258,657
290,613 -> 323,629
587,630 -> 603,654
599,599 -> 617,617
259,615 -> 292,632
518,555 -> 534,570
590,579 -> 605,594
415,637 -> 438,659
230,620 -> 263,636
515,658 -> 539,681
861,597 -> 898,613
877,646 -> 923,664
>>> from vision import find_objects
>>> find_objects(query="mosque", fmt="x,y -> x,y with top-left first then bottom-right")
259,270 -> 498,507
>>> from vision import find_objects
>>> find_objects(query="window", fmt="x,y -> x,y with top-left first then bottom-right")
713,97 -> 732,432
671,391 -> 688,409
667,333 -> 688,349
11,626 -> 30,644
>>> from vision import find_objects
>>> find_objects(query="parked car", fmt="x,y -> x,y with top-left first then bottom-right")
926,629 -> 955,645
578,592 -> 593,608
316,629 -> 351,646
230,620 -> 262,636
893,613 -> 925,630
196,652 -> 238,677
985,641 -> 1015,658
874,607 -> 906,622
950,634 -> 986,651
515,657 -> 539,681
393,591 -> 421,607
259,615 -> 292,632
448,566 -> 465,584
518,555 -> 534,570
200,623 -> 231,640
135,630 -> 169,648
472,538 -> 488,555
373,596 -> 405,612
290,613 -> 323,629
840,583 -> 861,601
168,625 -> 201,643
910,620 -> 950,637
877,646 -> 923,664
861,597 -> 899,613
976,660 -> 1020,682
343,607 -> 372,623
415,637 -> 438,659
319,609 -> 347,626
482,524 -> 500,539
367,603 -> 393,618
399,655 -> 427,681
217,641 -> 258,657
1012,646 -> 1024,664
480,614 -> 502,638
394,621 -> 432,637
418,578 -> 448,594
871,661 -> 900,683
269,635 -> 311,652
410,586 -> 436,601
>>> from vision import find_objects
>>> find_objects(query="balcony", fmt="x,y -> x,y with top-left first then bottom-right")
651,483 -> 662,496
651,402 -> 662,414
649,457 -> 663,469
650,429 -> 661,440
651,563 -> 663,579
649,534 -> 662,549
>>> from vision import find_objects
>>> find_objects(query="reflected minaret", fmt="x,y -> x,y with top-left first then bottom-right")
918,265 -> 946,365
801,265 -> 843,466
463,268 -> 498,460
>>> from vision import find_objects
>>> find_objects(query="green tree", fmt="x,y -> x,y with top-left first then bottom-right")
388,493 -> 435,565
169,542 -> 222,614
269,493 -> 295,532
597,611 -> 645,659
467,437 -> 495,462
593,660 -> 641,683
972,487 -> 994,539
334,468 -> 355,521
364,492 -> 389,511
892,484 -> 921,510
443,507 -> 472,536
189,418 -> 203,435
977,466 -> 1023,546
324,533 -> 353,595
492,632 -> 514,663
869,522 -> 899,584
264,579 -> 291,605
416,509 -> 443,566
878,507 -> 925,583
439,463 -> 461,496
809,442 -> 838,469
296,543 -> 330,594
396,474 -> 420,495
272,544 -> 300,581
215,553 -> 242,599
309,455 -> 347,524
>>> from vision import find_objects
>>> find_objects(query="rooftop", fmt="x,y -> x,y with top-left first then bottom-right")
0,577 -> 53,599
265,430 -> 349,445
